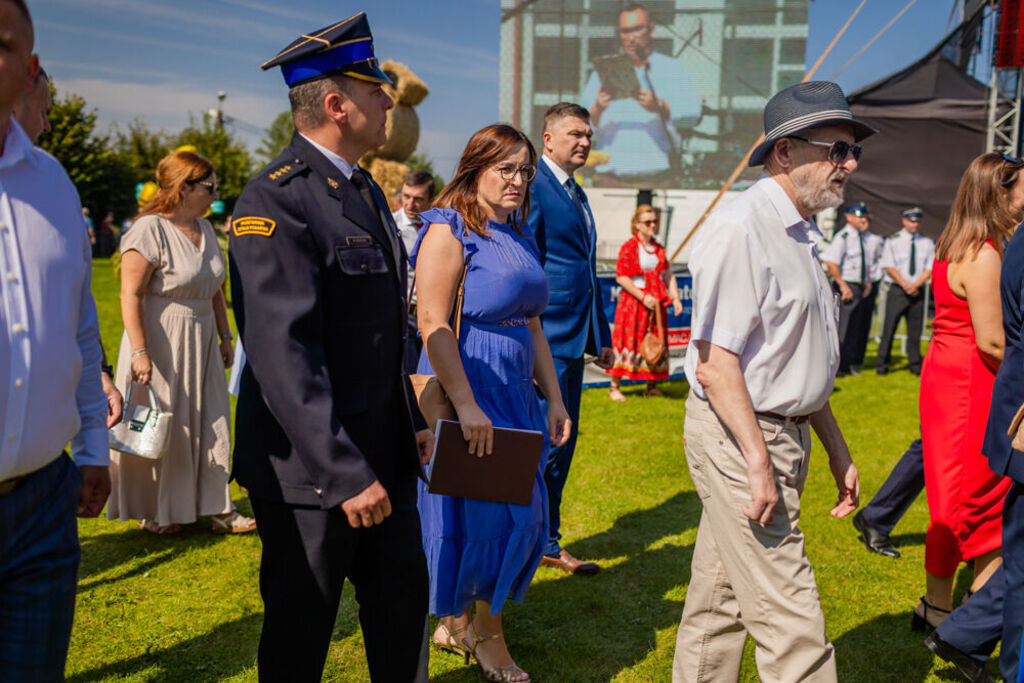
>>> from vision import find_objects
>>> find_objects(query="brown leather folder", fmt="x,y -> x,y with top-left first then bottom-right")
427,419 -> 544,505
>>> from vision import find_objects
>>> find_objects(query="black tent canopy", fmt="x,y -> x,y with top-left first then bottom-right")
842,14 -> 989,241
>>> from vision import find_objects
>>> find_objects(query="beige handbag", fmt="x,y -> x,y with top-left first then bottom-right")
641,300 -> 666,367
409,257 -> 469,431
108,383 -> 173,460
1007,401 -> 1024,451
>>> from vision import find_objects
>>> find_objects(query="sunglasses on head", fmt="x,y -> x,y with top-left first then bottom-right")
788,136 -> 862,164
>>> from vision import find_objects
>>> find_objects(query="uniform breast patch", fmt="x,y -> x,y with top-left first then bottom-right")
233,216 -> 277,237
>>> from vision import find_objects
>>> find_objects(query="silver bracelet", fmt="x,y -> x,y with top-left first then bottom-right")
131,348 -> 148,358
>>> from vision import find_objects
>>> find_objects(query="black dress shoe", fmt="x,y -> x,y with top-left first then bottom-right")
852,510 -> 900,558
925,632 -> 994,682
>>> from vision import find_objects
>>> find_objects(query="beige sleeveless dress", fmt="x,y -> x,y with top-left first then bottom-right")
107,214 -> 232,526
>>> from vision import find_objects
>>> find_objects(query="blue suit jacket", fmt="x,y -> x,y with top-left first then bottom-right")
983,226 -> 1024,485
528,160 -> 611,359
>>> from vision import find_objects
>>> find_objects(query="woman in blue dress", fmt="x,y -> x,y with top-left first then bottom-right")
412,124 -> 571,682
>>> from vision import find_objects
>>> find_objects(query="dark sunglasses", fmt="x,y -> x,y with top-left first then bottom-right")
788,136 -> 862,164
1001,154 -> 1022,176
189,178 -> 218,193
637,219 -> 658,226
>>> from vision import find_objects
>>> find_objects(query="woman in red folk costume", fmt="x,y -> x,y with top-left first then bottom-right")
607,205 -> 683,400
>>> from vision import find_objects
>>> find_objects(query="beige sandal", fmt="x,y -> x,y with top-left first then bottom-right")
139,519 -> 181,535
463,625 -> 530,683
432,616 -> 471,662
211,512 -> 257,534
608,388 -> 627,402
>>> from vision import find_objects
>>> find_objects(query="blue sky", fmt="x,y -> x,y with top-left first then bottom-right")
30,0 -> 964,177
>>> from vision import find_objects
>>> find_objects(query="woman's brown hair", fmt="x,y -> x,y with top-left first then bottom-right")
135,150 -> 215,220
630,204 -> 660,235
936,152 -> 1024,262
434,124 -> 537,237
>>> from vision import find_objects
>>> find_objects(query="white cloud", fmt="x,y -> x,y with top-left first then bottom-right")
54,78 -> 281,144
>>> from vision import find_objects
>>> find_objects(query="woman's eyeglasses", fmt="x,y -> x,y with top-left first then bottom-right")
788,136 -> 862,165
493,165 -> 537,182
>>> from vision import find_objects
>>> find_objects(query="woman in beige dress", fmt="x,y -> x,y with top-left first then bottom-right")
107,150 -> 255,535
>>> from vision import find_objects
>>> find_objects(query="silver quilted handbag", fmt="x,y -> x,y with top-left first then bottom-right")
108,383 -> 173,460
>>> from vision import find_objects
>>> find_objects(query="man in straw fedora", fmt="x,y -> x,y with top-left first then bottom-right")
673,81 -> 872,682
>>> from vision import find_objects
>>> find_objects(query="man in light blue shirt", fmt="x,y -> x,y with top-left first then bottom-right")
0,0 -> 110,677
582,2 -> 701,185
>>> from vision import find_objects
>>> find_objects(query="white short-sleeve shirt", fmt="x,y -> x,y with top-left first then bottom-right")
683,176 -> 840,416
821,225 -> 885,284
880,229 -> 935,283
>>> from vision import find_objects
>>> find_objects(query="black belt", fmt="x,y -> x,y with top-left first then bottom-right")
756,411 -> 810,424
0,472 -> 29,496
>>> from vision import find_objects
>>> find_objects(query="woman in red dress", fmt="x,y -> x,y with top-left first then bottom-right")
916,153 -> 1024,630
607,205 -> 683,401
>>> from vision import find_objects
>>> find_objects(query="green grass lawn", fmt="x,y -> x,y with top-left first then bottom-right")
71,258 -> 988,681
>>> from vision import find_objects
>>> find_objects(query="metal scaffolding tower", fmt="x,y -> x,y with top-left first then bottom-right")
987,66 -> 1024,155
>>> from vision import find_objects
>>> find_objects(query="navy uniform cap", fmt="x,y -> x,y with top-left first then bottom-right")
261,12 -> 392,88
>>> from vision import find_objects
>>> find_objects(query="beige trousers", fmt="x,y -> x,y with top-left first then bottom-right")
673,393 -> 837,683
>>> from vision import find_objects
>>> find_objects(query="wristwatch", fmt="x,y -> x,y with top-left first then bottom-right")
220,331 -> 234,341
101,364 -> 114,378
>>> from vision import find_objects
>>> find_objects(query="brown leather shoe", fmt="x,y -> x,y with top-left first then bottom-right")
539,549 -> 600,575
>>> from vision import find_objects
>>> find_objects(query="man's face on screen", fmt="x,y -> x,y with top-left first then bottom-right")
618,8 -> 654,63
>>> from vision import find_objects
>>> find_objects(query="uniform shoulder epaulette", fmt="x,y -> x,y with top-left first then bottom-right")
266,158 -> 307,185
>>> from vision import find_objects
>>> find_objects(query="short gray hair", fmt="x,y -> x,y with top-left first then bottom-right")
288,75 -> 351,131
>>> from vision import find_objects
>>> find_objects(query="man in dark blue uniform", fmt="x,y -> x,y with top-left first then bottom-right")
228,14 -> 433,681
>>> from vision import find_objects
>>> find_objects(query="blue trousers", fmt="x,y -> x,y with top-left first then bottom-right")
936,481 -> 1024,680
539,355 -> 583,556
0,454 -> 81,682
860,437 -> 925,536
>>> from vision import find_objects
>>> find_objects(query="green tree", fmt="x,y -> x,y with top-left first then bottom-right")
37,88 -> 135,220
256,111 -> 294,165
175,113 -> 254,214
405,150 -> 446,193
112,118 -> 171,184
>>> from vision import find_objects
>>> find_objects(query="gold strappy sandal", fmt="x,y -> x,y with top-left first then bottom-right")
463,625 -> 531,683
432,616 -> 472,662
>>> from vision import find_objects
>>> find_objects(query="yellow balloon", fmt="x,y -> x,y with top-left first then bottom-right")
137,181 -> 158,207
176,144 -> 199,154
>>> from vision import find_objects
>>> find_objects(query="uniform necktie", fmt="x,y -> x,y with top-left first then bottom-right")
909,234 -> 917,277
350,169 -> 401,268
859,233 -> 866,283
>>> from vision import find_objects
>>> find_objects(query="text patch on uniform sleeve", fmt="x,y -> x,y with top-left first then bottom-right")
233,217 -> 277,237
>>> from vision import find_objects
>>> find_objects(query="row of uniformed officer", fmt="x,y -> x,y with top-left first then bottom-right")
228,13 -> 433,682
821,202 -> 883,376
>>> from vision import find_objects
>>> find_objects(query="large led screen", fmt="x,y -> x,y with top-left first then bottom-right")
499,0 -> 810,189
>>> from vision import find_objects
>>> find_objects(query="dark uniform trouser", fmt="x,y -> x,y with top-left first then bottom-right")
836,282 -> 869,373
877,286 -> 925,373
859,437 -> 924,536
935,482 -> 1024,681
251,470 -> 429,683
851,282 -> 879,368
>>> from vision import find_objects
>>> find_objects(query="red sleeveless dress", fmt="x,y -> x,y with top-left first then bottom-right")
919,247 -> 1011,577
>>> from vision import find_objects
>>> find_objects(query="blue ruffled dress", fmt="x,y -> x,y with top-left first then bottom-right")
410,208 -> 550,618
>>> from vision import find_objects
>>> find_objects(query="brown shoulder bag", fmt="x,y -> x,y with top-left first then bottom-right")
409,257 -> 468,431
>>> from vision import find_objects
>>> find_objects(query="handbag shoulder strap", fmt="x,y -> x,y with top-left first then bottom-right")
649,300 -> 663,333
408,255 -> 470,340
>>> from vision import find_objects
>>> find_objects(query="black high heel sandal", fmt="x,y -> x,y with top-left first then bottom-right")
911,596 -> 951,632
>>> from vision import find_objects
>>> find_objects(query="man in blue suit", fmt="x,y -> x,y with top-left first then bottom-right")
926,208 -> 1024,683
529,102 -> 613,575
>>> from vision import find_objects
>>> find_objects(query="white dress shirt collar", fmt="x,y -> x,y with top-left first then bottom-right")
0,119 -> 32,171
301,133 -> 357,179
542,154 -> 573,187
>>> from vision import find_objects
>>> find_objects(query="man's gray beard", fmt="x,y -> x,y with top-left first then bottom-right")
793,168 -> 845,215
